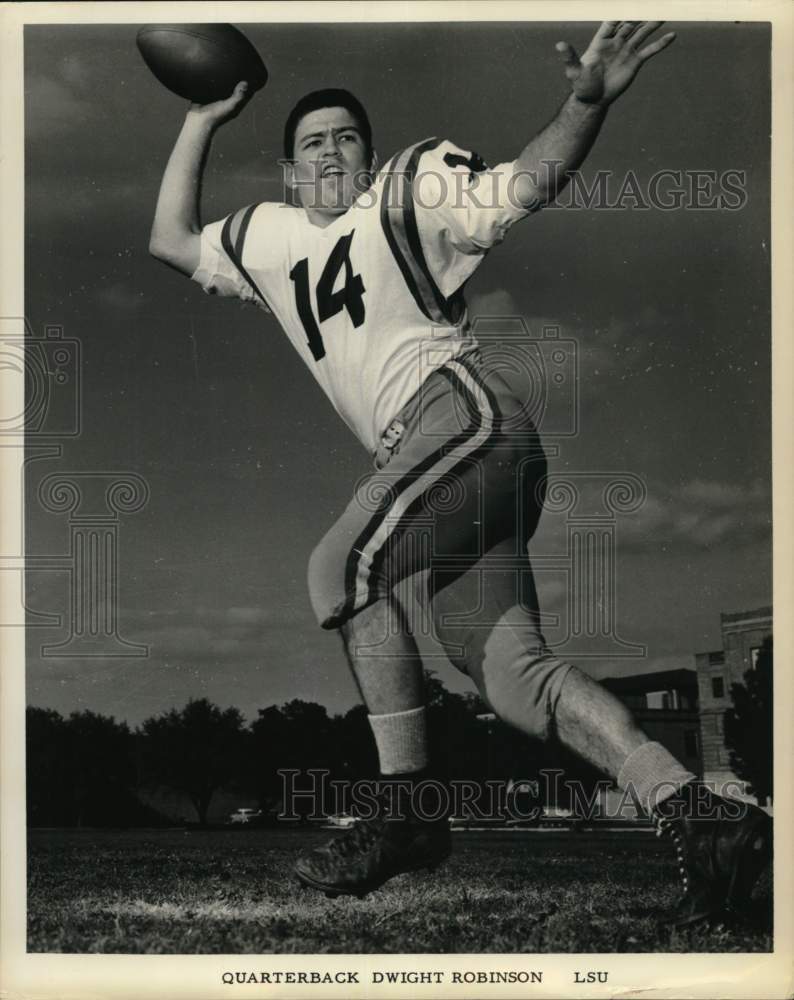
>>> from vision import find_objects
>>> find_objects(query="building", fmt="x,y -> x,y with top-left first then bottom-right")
695,606 -> 772,802
601,668 -> 703,778
479,606 -> 771,820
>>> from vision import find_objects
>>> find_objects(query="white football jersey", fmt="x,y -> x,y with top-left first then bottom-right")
192,138 -> 538,453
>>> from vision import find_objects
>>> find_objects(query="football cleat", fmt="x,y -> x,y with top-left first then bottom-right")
654,783 -> 772,928
294,816 -> 451,898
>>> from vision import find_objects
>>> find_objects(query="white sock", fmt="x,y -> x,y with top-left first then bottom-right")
617,741 -> 697,817
367,706 -> 428,775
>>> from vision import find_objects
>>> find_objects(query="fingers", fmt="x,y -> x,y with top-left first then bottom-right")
638,31 -> 676,61
594,21 -> 621,40
615,21 -> 642,41
594,21 -> 669,47
555,40 -> 581,69
628,21 -> 665,49
221,81 -> 251,112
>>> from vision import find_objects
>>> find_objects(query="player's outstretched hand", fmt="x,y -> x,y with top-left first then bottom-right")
187,81 -> 252,127
556,21 -> 676,107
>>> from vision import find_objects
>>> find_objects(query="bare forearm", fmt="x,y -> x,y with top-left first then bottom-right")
514,93 -> 607,205
512,21 -> 676,208
149,82 -> 251,275
149,114 -> 215,274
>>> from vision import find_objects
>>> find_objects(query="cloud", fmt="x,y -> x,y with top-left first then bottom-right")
25,74 -> 93,141
142,626 -> 273,662
463,303 -> 680,401
540,473 -> 770,552
120,603 -> 302,664
461,298 -> 663,401
95,282 -> 148,312
27,174 -> 158,227
680,478 -> 767,508
631,478 -> 770,550
468,288 -> 519,317
58,53 -> 91,90
226,606 -> 273,625
26,598 -> 301,669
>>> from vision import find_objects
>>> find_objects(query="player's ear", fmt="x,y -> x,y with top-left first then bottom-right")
281,157 -> 297,191
369,149 -> 379,173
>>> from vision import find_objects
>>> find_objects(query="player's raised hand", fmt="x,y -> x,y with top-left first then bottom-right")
187,81 -> 253,127
556,21 -> 676,106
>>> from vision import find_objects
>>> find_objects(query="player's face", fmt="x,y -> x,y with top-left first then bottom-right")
289,107 -> 372,220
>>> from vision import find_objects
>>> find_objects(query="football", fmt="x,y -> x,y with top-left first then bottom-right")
136,23 -> 268,105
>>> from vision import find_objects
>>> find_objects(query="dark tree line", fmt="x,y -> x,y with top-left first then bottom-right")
26,674 -> 547,827
27,653 -> 775,826
26,708 -> 159,827
139,699 -> 248,826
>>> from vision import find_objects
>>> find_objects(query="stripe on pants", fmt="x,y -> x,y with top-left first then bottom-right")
343,353 -> 501,619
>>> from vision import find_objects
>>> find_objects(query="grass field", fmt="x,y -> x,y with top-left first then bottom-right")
27,827 -> 772,954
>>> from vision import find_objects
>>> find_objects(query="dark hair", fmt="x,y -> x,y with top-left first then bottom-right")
283,88 -> 373,162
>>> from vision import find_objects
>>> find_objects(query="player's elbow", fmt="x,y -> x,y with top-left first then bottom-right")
148,222 -> 174,259
511,170 -> 548,211
148,229 -> 200,276
148,233 -> 169,262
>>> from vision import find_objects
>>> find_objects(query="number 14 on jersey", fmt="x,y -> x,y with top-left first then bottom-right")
289,230 -> 366,362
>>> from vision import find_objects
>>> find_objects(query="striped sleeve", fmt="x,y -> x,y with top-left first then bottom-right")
378,139 -> 467,325
413,139 -> 542,299
191,204 -> 271,311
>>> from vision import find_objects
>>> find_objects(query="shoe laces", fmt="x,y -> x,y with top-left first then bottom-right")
327,819 -> 383,858
655,815 -> 689,895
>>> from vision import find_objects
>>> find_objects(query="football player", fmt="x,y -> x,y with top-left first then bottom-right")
149,21 -> 771,927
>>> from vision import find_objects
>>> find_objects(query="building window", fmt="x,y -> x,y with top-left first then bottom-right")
684,730 -> 699,758
711,676 -> 725,699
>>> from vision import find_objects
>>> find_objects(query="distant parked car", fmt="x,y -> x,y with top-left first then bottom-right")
228,808 -> 264,825
324,813 -> 358,829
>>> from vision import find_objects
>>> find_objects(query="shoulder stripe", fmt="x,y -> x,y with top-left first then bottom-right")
379,139 -> 465,326
220,205 -> 270,308
400,142 -> 466,326
379,147 -> 435,321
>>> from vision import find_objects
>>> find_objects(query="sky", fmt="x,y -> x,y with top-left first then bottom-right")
22,19 -> 771,727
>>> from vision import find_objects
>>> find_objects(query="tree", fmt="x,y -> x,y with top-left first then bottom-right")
139,698 -> 246,825
250,699 -> 343,819
248,704 -> 292,807
723,636 -> 773,805
331,704 -> 379,781
64,710 -> 136,826
27,707 -> 142,827
280,699 -> 338,771
26,707 -> 70,825
424,670 -> 488,781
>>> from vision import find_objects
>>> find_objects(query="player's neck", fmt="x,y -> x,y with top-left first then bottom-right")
302,204 -> 350,229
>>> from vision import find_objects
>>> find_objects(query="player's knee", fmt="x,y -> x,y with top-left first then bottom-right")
308,530 -> 387,631
482,636 -> 573,742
